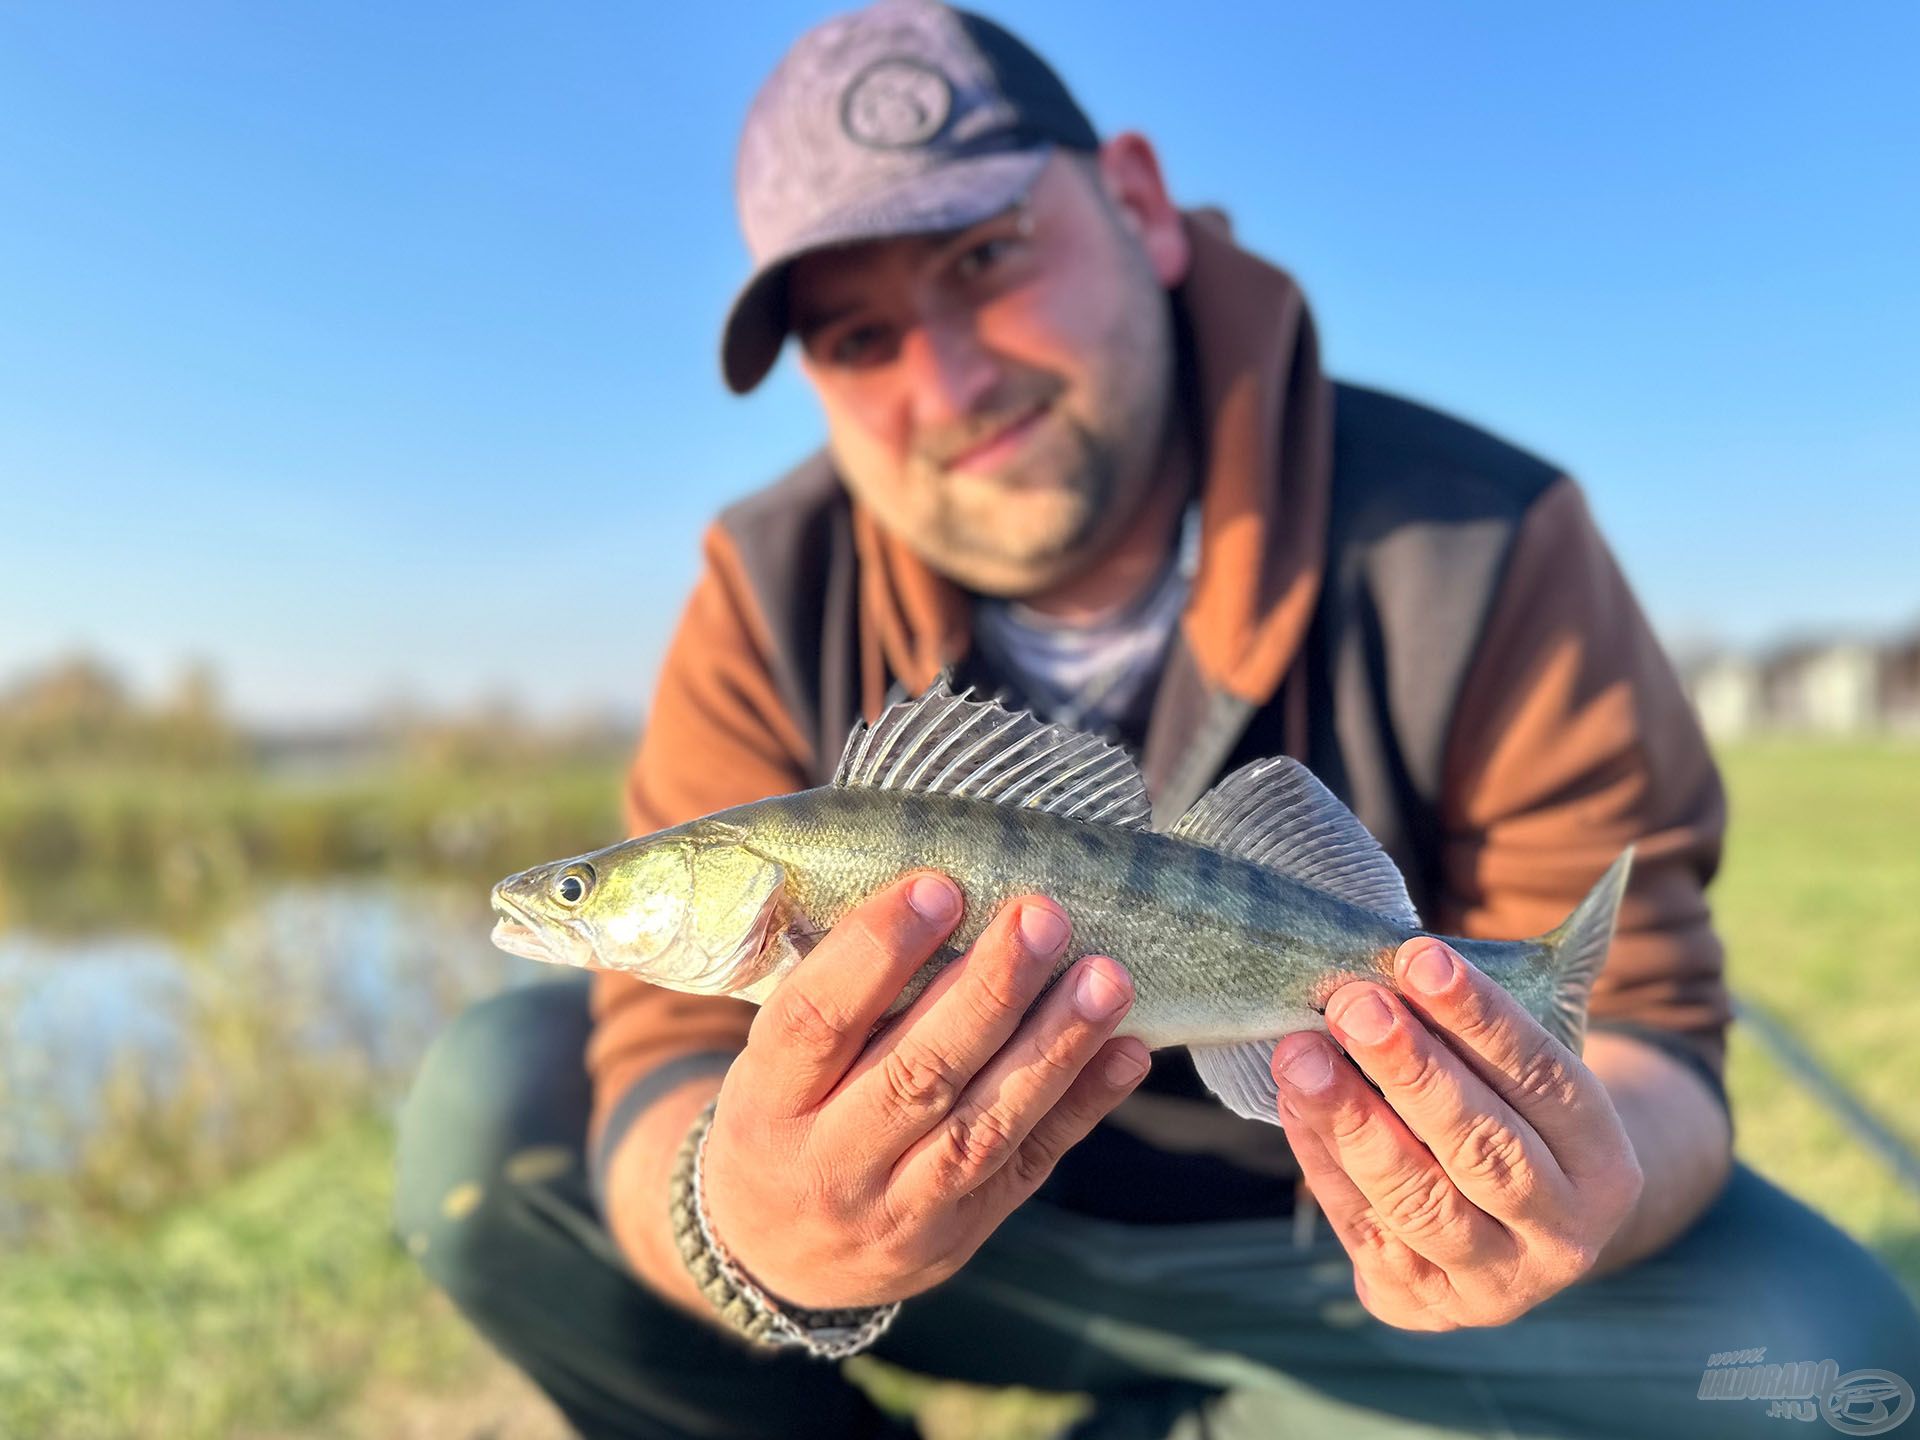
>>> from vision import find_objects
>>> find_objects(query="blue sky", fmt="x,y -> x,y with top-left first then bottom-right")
2,1 -> 1915,724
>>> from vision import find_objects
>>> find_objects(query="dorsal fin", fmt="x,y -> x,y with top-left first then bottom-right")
833,680 -> 1152,829
1177,756 -> 1420,1130
1168,756 -> 1419,926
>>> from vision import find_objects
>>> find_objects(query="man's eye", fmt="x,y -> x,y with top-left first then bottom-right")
829,322 -> 892,367
954,236 -> 1015,281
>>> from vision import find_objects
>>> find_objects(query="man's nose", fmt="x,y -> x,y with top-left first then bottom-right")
898,314 -> 1000,430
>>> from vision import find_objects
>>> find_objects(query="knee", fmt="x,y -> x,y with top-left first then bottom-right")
1691,1166 -> 1920,1372
1783,1239 -> 1920,1374
392,978 -> 593,1252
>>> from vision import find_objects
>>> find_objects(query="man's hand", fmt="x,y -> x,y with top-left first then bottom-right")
1272,937 -> 1645,1332
700,871 -> 1150,1309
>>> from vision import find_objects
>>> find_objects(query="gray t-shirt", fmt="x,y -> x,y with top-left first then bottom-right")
970,509 -> 1197,737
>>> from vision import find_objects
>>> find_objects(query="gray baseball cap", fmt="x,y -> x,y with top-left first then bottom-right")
721,0 -> 1099,394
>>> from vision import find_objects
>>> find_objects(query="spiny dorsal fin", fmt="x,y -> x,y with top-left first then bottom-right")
1168,756 -> 1420,926
833,680 -> 1152,829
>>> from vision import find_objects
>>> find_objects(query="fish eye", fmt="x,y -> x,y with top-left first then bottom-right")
554,864 -> 595,907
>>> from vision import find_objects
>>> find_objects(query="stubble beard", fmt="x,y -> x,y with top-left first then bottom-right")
923,410 -> 1117,580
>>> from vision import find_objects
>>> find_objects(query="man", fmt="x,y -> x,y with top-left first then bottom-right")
395,3 -> 1920,1436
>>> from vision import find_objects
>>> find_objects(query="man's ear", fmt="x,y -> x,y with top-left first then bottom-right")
1093,132 -> 1191,288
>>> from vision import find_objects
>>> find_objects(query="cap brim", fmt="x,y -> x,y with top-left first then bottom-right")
719,145 -> 1052,395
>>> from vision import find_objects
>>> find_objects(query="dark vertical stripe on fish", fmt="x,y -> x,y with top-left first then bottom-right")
898,793 -> 929,844
1072,827 -> 1106,867
996,804 -> 1024,864
1123,824 -> 1158,910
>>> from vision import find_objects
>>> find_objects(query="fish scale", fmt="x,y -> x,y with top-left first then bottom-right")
491,681 -> 1633,1128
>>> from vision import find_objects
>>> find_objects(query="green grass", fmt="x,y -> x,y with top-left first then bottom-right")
1714,738 -> 1920,1297
3,738 -> 1914,1439
0,1115 -> 487,1440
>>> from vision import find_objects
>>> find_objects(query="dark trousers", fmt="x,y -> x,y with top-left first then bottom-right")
394,979 -> 1920,1439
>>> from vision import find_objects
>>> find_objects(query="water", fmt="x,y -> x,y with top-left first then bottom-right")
0,879 -> 546,1232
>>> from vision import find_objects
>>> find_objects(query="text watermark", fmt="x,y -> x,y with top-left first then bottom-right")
1698,1349 -> 1912,1434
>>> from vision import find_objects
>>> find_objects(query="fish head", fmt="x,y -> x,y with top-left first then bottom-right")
489,823 -> 786,995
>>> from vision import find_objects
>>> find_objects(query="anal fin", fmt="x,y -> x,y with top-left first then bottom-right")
1189,1038 -> 1290,1128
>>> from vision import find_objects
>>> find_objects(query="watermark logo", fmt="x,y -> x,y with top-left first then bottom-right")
1699,1349 -> 1913,1434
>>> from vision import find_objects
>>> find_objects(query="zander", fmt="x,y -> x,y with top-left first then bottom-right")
490,682 -> 1632,1127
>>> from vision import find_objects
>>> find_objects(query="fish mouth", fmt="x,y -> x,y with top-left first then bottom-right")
490,890 -> 566,965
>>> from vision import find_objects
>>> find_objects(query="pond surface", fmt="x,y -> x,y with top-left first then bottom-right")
0,879 -> 550,1232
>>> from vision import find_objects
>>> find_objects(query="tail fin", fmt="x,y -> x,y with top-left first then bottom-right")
1537,847 -> 1635,1053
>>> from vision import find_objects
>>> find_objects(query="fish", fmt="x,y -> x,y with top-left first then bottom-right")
490,680 -> 1632,1127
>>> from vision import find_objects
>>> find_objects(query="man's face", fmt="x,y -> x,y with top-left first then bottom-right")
788,146 -> 1186,598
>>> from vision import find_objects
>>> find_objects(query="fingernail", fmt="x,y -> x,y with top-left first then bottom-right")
1276,1040 -> 1334,1093
1331,989 -> 1393,1045
909,874 -> 959,924
1404,941 -> 1457,995
1019,903 -> 1070,956
1073,961 -> 1130,1020
1104,1045 -> 1149,1087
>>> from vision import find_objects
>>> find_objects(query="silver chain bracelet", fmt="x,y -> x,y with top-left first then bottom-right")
671,1098 -> 900,1359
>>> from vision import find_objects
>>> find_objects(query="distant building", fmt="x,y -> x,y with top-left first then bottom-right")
1762,643 -> 1879,734
1689,655 -> 1762,739
1683,628 -> 1920,739
1881,635 -> 1920,734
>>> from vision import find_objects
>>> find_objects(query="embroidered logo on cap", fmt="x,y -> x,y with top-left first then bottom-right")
840,57 -> 952,149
